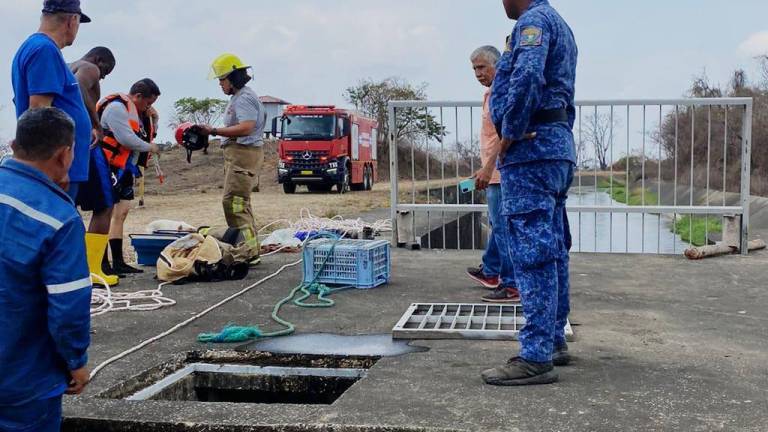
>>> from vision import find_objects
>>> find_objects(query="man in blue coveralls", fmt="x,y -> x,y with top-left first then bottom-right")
482,0 -> 578,386
0,108 -> 92,430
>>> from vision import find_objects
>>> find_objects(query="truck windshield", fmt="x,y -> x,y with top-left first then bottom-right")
282,115 -> 336,140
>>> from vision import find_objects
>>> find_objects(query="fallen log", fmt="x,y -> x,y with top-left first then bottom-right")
685,239 -> 767,260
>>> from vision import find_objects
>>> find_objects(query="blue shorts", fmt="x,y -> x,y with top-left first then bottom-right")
0,396 -> 62,432
75,147 -> 115,212
113,168 -> 135,202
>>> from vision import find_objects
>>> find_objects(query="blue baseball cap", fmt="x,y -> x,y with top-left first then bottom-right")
42,0 -> 91,23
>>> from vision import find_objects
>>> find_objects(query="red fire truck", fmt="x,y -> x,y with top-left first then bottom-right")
273,105 -> 378,194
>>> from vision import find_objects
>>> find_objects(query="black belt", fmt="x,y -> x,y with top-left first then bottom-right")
531,108 -> 569,125
494,108 -> 570,139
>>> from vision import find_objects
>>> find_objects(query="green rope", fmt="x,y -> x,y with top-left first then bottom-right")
293,282 -> 354,307
197,233 -> 353,344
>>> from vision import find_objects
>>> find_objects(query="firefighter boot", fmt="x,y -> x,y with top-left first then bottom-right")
86,233 -> 120,286
243,227 -> 261,267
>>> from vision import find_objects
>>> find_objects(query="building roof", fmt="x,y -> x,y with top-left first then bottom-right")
259,95 -> 291,105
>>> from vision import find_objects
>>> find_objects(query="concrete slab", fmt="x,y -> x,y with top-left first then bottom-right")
64,246 -> 768,432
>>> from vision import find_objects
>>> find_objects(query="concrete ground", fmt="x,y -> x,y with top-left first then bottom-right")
64,244 -> 768,432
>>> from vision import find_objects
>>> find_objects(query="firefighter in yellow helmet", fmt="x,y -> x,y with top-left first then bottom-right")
197,54 -> 267,257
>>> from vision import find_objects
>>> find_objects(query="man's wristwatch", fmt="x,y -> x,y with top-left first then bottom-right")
211,128 -> 218,136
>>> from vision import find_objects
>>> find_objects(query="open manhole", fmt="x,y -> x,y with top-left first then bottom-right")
66,351 -> 440,431
98,351 -> 378,407
126,363 -> 366,405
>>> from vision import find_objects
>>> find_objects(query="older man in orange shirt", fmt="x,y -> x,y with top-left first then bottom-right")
466,45 -> 520,303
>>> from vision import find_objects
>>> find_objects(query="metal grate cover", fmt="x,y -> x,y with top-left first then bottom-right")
392,303 -> 574,341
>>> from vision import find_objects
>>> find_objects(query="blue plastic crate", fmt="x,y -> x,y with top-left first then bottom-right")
302,239 -> 390,289
129,232 -> 189,267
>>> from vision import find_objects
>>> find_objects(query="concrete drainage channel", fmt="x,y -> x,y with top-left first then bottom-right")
64,336 -> 436,432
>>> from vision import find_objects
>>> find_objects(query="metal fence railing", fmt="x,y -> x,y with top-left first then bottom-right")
388,98 -> 753,255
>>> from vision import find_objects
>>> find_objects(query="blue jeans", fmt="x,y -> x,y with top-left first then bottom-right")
481,184 -> 516,288
501,160 -> 574,363
0,396 -> 62,432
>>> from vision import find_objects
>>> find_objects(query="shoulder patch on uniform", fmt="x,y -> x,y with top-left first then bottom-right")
520,26 -> 543,47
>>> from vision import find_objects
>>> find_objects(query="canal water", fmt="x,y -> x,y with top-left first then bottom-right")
568,190 -> 690,254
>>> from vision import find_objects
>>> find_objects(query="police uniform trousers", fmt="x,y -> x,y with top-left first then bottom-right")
222,142 -> 263,242
500,159 -> 573,363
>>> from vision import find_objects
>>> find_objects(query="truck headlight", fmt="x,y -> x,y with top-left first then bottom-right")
279,168 -> 288,175
327,168 -> 337,174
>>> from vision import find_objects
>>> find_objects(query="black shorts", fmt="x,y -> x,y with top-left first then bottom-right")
113,169 -> 135,202
76,147 -> 115,212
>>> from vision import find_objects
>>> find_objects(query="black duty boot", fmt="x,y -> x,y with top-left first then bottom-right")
553,343 -> 572,366
482,357 -> 558,386
101,248 -> 125,278
109,238 -> 143,274
113,261 -> 144,274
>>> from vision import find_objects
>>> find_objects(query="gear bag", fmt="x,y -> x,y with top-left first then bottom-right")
157,233 -> 254,283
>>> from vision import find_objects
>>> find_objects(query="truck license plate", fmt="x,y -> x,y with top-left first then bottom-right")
301,170 -> 313,175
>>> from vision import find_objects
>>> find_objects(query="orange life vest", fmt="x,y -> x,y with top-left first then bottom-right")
137,111 -> 157,169
96,94 -> 149,169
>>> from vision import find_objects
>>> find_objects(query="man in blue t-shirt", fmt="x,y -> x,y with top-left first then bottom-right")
11,0 -> 93,198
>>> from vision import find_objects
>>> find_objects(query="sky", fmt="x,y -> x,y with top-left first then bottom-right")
1,0 -> 767,144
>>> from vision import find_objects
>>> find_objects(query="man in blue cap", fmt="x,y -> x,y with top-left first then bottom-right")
11,1 -> 114,282
482,0 -> 577,386
12,0 -> 92,198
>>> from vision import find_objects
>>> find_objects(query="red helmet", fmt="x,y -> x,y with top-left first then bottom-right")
175,122 -> 195,146
174,122 -> 209,163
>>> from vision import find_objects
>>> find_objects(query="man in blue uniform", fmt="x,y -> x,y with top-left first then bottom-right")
0,108 -> 92,431
482,0 -> 577,386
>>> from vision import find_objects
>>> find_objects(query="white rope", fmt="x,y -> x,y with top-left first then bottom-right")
87,210 -> 385,379
89,257 -> 303,380
258,208 -> 392,240
89,274 -> 176,317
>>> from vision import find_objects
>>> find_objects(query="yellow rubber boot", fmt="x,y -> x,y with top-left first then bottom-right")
85,233 -> 119,287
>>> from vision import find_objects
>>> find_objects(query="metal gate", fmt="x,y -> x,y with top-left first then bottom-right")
388,98 -> 753,255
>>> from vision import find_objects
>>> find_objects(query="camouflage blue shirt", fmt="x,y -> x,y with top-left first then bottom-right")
490,0 -> 578,166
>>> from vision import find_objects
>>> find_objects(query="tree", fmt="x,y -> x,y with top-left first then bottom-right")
758,55 -> 768,87
575,128 -> 587,169
344,77 -> 445,145
169,97 -> 227,130
689,73 -> 723,98
656,68 -> 768,195
580,112 -> 621,170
